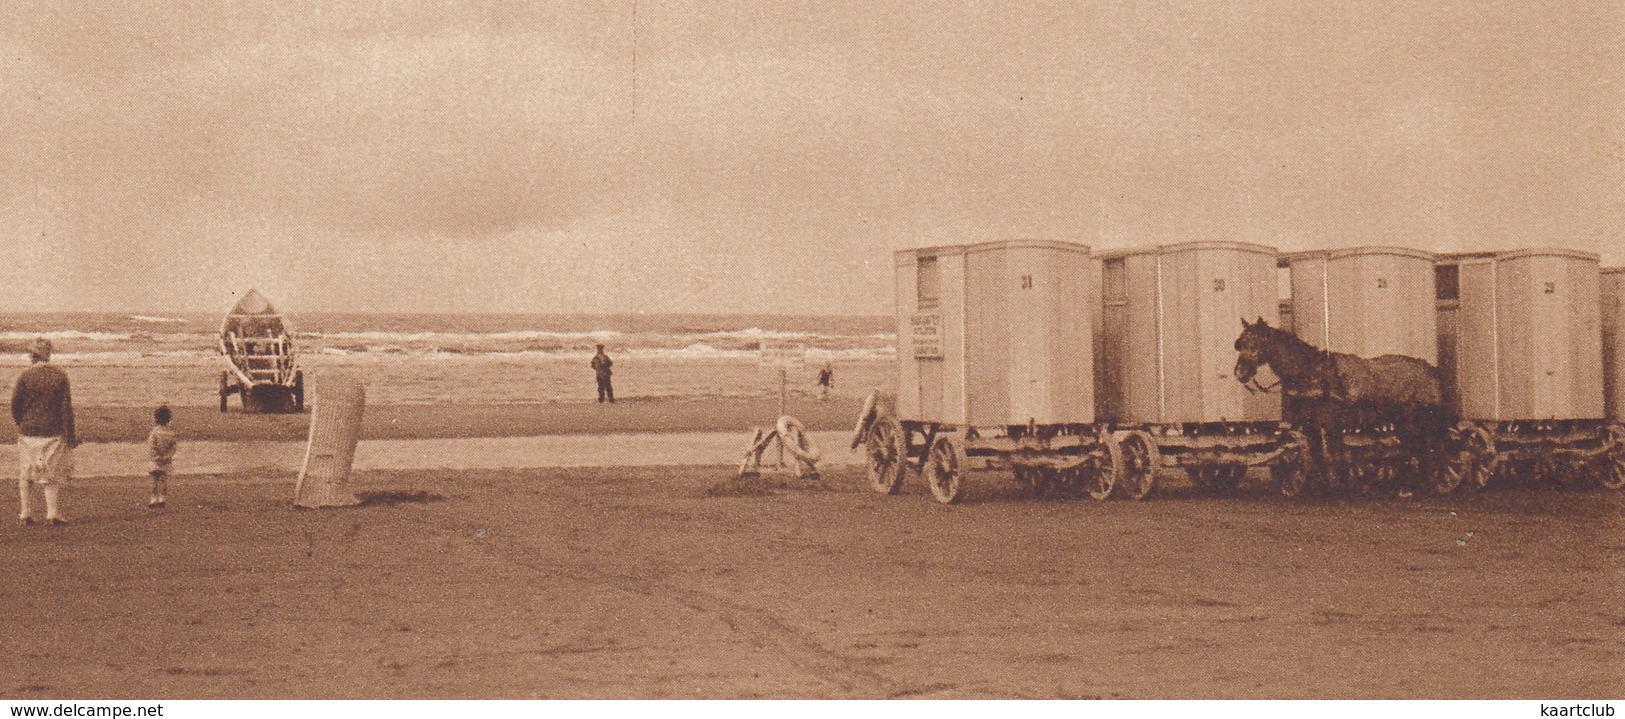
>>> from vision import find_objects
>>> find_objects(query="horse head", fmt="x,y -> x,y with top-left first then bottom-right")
1232,316 -> 1273,385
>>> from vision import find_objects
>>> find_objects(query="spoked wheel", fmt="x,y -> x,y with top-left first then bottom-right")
1601,424 -> 1625,491
1453,423 -> 1498,490
1078,440 -> 1120,501
1434,425 -> 1474,494
924,434 -> 968,504
864,415 -> 908,495
1111,430 -> 1158,501
1271,429 -> 1314,498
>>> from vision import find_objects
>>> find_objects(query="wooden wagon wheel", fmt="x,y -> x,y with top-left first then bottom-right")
1271,429 -> 1314,498
1461,424 -> 1498,490
864,414 -> 908,495
924,434 -> 968,504
1434,423 -> 1475,494
1111,430 -> 1158,501
1079,438 -> 1120,501
1601,424 -> 1625,491
1437,422 -> 1497,491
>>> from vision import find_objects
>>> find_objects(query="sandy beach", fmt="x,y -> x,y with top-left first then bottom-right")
0,466 -> 1618,699
0,397 -> 872,444
0,431 -> 861,478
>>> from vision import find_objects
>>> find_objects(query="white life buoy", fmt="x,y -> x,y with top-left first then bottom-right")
777,415 -> 822,465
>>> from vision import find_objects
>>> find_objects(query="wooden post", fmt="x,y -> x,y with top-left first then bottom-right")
777,366 -> 787,467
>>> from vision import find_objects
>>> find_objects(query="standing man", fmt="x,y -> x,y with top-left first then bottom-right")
12,338 -> 77,526
591,344 -> 615,403
816,362 -> 834,401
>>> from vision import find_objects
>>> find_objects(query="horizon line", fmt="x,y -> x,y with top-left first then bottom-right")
0,309 -> 894,318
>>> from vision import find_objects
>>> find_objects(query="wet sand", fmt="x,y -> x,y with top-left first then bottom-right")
1,466 -> 1619,699
0,397 -> 868,444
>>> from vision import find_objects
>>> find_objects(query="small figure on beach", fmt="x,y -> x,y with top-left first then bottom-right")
816,362 -> 833,401
11,338 -> 77,527
147,404 -> 178,509
591,344 -> 615,403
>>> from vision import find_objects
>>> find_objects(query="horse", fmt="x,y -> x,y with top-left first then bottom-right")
1232,317 -> 1448,493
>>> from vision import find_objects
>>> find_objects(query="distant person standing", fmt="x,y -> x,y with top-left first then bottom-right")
816,362 -> 834,401
11,338 -> 77,526
147,404 -> 178,509
591,344 -> 615,403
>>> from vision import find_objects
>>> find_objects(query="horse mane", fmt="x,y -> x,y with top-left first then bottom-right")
1254,322 -> 1331,388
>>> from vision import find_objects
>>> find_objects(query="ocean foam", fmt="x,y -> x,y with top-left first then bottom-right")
0,330 -> 133,342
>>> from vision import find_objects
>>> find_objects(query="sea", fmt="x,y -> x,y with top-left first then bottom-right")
0,313 -> 898,407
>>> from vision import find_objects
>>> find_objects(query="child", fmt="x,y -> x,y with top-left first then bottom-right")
147,404 -> 177,509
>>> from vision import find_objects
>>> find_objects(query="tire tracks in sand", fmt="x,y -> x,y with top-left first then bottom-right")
464,525 -> 914,698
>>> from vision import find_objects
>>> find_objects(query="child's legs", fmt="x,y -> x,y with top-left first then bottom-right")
17,476 -> 31,519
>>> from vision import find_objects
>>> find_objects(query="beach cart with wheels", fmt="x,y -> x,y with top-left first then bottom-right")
1280,246 -> 1471,494
1090,241 -> 1305,498
859,239 -> 1126,504
1435,249 -> 1619,489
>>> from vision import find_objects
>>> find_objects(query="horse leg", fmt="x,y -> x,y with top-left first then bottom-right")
1421,407 -> 1450,491
1397,406 -> 1442,492
1398,421 -> 1424,494
1310,425 -> 1333,495
1327,428 -> 1351,493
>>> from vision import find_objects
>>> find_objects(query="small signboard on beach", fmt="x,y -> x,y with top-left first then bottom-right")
759,342 -> 807,368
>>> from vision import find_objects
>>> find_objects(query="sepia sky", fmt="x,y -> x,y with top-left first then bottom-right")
1,1 -> 1620,314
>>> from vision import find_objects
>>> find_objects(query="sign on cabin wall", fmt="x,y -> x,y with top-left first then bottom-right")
910,312 -> 942,359
759,342 -> 807,368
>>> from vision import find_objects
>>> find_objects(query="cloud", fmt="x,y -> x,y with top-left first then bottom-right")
0,0 -> 1620,313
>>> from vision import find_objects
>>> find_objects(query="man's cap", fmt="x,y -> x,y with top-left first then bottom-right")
28,337 -> 52,360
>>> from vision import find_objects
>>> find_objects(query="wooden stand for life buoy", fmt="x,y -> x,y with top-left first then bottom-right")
738,415 -> 821,480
